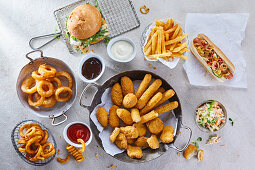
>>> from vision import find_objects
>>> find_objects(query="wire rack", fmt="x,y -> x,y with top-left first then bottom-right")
11,120 -> 57,166
54,0 -> 140,54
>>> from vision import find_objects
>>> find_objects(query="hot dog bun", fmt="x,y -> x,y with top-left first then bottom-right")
190,34 -> 235,82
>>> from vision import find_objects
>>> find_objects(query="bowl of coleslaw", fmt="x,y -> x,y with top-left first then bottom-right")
195,100 -> 227,132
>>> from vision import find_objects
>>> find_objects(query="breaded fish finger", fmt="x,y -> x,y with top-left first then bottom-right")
123,93 -> 137,108
140,92 -> 162,116
153,89 -> 175,108
137,79 -> 162,109
155,87 -> 165,94
147,134 -> 159,149
109,105 -> 120,128
127,145 -> 143,159
131,108 -> 141,123
135,74 -> 152,99
160,125 -> 174,143
121,76 -> 134,96
116,108 -> 133,125
96,107 -> 108,127
140,110 -> 158,124
154,101 -> 178,115
110,127 -> 120,143
111,83 -> 123,106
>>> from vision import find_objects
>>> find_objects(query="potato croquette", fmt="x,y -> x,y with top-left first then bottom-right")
130,108 -> 141,123
127,145 -> 143,159
115,133 -> 127,149
111,83 -> 123,106
110,127 -> 120,143
123,93 -> 137,108
120,126 -> 139,139
140,110 -> 158,124
109,105 -> 120,128
137,79 -> 162,109
135,137 -> 149,147
154,101 -> 178,115
96,107 -> 108,127
116,109 -> 133,125
140,92 -> 162,116
121,76 -> 134,96
147,134 -> 159,149
153,89 -> 175,108
133,123 -> 147,136
146,118 -> 163,135
160,125 -> 174,143
135,74 -> 152,99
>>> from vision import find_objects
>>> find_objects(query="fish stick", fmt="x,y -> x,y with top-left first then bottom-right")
135,74 -> 152,99
155,87 -> 165,94
154,101 -> 178,115
140,110 -> 158,124
153,89 -> 175,108
121,76 -> 134,96
131,108 -> 141,123
140,92 -> 162,116
116,108 -> 133,125
109,105 -> 120,128
137,79 -> 162,109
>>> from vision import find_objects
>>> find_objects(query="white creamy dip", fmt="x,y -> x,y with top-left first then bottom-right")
110,40 -> 134,61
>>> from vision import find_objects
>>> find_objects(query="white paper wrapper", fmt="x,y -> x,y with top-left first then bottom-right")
142,18 -> 187,69
90,80 -> 177,156
183,13 -> 249,88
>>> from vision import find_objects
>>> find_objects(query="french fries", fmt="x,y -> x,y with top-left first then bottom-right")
144,18 -> 189,61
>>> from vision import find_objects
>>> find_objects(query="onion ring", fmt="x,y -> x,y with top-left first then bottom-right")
56,71 -> 73,88
38,64 -> 56,78
21,76 -> 37,94
25,136 -> 42,154
19,124 -> 30,137
29,143 -> 43,162
37,80 -> 54,97
47,77 -> 62,89
57,155 -> 70,163
77,139 -> 86,153
42,142 -> 54,153
55,87 -> 72,102
35,93 -> 57,108
28,93 -> 45,107
24,126 -> 36,139
32,70 -> 46,80
40,130 -> 49,145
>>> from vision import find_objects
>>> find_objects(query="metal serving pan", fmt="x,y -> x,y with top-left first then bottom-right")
79,70 -> 192,163
16,50 -> 77,125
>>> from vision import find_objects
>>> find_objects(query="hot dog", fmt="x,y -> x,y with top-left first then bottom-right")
190,34 -> 235,82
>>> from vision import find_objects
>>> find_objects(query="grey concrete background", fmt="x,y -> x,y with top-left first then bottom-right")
0,0 -> 254,169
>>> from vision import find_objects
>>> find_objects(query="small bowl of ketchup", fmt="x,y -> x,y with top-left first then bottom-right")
78,53 -> 105,83
63,122 -> 92,148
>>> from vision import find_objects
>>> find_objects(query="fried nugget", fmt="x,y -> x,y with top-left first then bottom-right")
135,74 -> 152,99
131,108 -> 141,123
120,126 -> 139,139
121,76 -> 134,96
153,89 -> 175,108
160,125 -> 174,143
183,144 -> 197,160
154,101 -> 178,115
133,123 -> 147,136
135,137 -> 149,147
147,134 -> 159,149
115,133 -> 127,149
110,127 -> 120,143
111,83 -> 123,106
109,105 -> 120,128
140,110 -> 158,124
127,138 -> 135,144
146,118 -> 163,135
137,79 -> 162,109
116,109 -> 133,125
123,93 -> 137,108
96,107 -> 108,127
127,145 -> 143,159
140,92 -> 162,116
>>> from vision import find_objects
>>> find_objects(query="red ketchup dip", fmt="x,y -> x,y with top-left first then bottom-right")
67,123 -> 91,144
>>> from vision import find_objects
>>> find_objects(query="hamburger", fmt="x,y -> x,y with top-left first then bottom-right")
66,3 -> 110,53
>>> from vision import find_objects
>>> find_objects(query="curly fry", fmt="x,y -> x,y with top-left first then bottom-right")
77,139 -> 86,153
57,155 -> 70,163
140,5 -> 150,14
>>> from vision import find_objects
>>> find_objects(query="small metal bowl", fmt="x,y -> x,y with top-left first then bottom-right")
195,100 -> 227,133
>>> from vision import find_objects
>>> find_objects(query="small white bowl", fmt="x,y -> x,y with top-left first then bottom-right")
78,53 -> 105,83
107,37 -> 136,62
63,121 -> 93,148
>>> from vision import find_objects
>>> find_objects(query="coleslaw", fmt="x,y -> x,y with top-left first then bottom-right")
196,100 -> 226,132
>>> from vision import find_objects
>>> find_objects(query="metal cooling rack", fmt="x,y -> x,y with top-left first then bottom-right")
54,0 -> 140,54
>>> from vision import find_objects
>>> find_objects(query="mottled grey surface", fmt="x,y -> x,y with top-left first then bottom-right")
0,0 -> 255,170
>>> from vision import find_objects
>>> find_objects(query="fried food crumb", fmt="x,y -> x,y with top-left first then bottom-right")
96,153 -> 99,159
153,67 -> 157,70
107,164 -> 116,168
179,131 -> 181,135
148,63 -> 152,68
57,149 -> 60,154
177,152 -> 181,156
220,145 -> 225,147
170,74 -> 172,77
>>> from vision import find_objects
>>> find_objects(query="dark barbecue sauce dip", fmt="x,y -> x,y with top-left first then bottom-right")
82,57 -> 102,80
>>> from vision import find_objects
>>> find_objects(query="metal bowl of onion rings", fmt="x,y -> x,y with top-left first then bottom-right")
11,120 -> 57,166
16,50 -> 77,125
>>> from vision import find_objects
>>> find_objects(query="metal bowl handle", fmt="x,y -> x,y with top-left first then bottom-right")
25,50 -> 44,63
29,32 -> 61,50
80,83 -> 100,109
169,123 -> 192,152
49,113 -> 68,126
